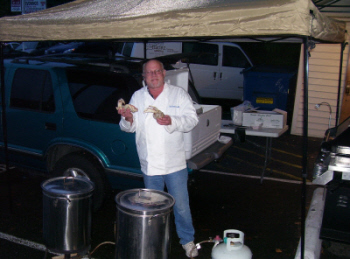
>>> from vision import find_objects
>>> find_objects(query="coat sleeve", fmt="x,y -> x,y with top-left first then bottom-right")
165,90 -> 198,134
119,117 -> 136,132
119,94 -> 138,133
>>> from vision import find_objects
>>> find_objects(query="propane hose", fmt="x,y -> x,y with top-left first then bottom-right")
88,238 -> 220,258
190,237 -> 219,259
90,241 -> 115,255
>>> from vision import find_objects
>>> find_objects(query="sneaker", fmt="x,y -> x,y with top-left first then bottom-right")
182,241 -> 198,258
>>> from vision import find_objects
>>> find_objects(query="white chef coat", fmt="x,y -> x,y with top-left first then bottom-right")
119,83 -> 198,176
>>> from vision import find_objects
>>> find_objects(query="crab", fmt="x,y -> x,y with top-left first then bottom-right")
144,105 -> 164,119
116,98 -> 138,113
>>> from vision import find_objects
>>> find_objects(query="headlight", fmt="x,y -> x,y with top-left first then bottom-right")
63,48 -> 76,54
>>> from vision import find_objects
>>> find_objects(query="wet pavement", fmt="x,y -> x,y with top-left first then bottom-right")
1,132 -> 350,259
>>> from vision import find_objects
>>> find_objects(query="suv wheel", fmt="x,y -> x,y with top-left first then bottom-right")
52,153 -> 107,211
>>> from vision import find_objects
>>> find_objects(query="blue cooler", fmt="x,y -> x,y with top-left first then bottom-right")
243,66 -> 296,111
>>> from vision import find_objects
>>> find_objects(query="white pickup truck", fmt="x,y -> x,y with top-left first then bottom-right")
117,41 -> 253,100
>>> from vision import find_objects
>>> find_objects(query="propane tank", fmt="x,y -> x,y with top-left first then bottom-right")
211,230 -> 252,259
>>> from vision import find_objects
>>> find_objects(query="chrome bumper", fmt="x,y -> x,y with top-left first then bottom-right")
187,137 -> 233,170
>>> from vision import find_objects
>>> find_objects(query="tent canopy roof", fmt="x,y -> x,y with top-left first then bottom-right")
0,0 -> 346,43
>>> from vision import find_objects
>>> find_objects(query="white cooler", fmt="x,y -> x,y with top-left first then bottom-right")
184,105 -> 222,159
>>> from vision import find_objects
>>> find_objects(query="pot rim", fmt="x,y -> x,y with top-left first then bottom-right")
115,188 -> 175,214
41,176 -> 95,198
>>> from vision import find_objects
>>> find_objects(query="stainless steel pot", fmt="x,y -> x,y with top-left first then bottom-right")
115,188 -> 175,259
41,176 -> 94,254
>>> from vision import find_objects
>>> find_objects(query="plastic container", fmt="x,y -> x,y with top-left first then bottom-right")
243,66 -> 296,111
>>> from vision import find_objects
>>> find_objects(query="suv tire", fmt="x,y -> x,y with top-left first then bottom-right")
52,153 -> 107,211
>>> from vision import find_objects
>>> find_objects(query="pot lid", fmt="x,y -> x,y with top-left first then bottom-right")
41,176 -> 94,197
116,189 -> 175,212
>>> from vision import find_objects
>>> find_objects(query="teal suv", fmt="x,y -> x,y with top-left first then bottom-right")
1,55 -> 230,209
1,56 -> 144,209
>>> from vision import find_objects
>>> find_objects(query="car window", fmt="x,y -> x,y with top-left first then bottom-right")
122,43 -> 134,57
66,69 -> 140,124
10,68 -> 55,112
15,42 -> 38,51
222,45 -> 250,68
115,42 -> 124,54
182,42 -> 218,66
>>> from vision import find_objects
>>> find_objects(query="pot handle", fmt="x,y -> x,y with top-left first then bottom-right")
63,176 -> 75,185
148,214 -> 160,225
53,196 -> 71,207
138,189 -> 153,199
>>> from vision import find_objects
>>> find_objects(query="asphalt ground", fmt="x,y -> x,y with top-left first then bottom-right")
204,132 -> 317,183
1,131 -> 350,259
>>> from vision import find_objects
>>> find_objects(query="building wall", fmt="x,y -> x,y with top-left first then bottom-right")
291,23 -> 350,138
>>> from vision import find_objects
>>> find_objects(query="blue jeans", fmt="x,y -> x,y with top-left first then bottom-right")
143,168 -> 195,245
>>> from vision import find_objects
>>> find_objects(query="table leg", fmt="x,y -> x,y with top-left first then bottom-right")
261,137 -> 272,183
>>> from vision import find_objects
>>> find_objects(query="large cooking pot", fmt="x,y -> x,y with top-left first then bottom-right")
41,176 -> 94,254
115,188 -> 175,259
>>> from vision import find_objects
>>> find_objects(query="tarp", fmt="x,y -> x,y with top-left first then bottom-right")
0,0 -> 346,43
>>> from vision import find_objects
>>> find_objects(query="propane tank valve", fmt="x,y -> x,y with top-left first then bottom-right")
213,235 -> 223,249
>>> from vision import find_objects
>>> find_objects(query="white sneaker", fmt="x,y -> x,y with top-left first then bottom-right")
182,241 -> 198,258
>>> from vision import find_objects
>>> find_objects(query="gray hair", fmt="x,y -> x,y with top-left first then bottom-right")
142,59 -> 165,74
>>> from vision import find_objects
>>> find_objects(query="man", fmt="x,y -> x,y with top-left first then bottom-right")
118,59 -> 199,258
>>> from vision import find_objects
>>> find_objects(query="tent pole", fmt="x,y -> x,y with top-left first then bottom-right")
0,42 -> 13,214
300,37 -> 310,259
336,42 -> 348,125
143,39 -> 148,59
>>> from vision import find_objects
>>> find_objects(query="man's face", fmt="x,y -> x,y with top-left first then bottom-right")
143,60 -> 166,89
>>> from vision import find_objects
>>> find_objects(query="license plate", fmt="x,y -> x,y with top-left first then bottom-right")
256,97 -> 273,104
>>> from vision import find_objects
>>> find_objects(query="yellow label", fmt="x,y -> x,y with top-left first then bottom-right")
256,97 -> 273,104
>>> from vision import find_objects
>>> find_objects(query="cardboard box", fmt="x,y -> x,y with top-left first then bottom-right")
242,108 -> 287,129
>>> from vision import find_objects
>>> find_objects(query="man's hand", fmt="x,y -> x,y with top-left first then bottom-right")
118,107 -> 134,124
156,115 -> 172,126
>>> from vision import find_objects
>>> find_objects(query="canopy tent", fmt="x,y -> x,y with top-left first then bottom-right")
0,0 -> 346,43
0,1 -> 347,258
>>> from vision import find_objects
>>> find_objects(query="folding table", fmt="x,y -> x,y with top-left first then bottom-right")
221,120 -> 289,182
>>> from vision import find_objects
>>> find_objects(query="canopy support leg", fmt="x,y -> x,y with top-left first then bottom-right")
0,42 -> 13,214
